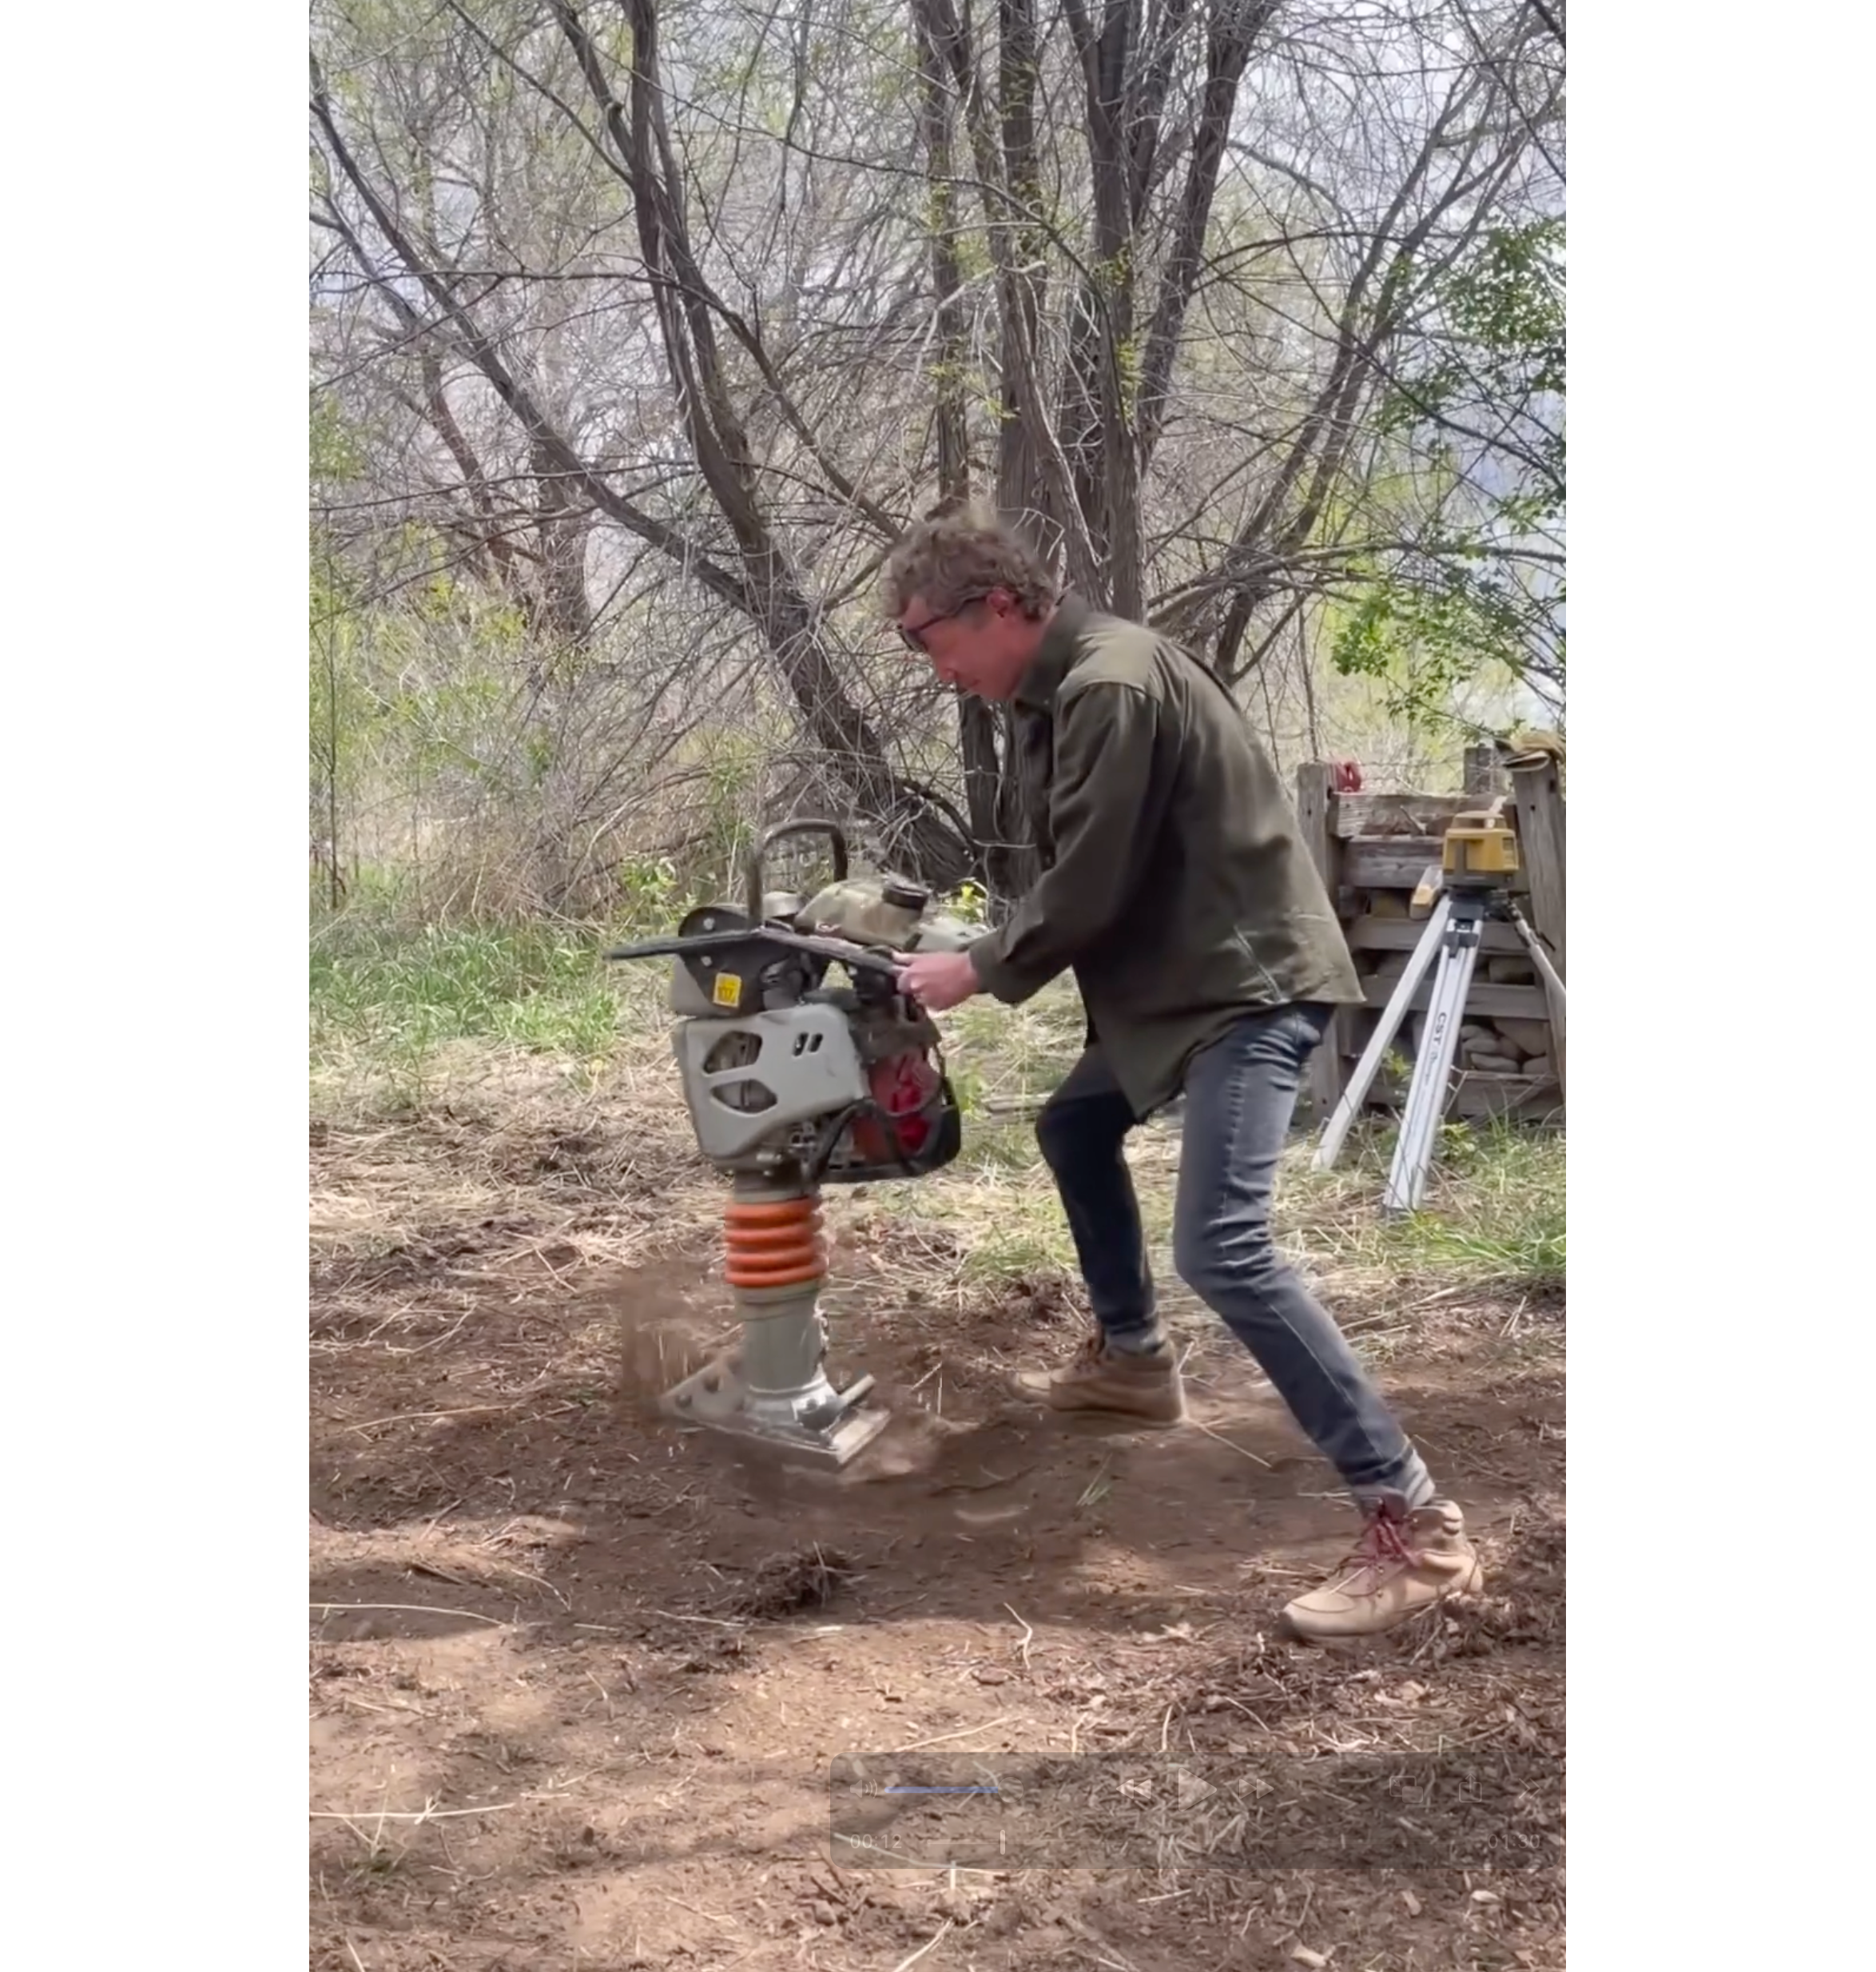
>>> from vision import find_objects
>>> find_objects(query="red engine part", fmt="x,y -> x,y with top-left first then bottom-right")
850,1050 -> 940,1164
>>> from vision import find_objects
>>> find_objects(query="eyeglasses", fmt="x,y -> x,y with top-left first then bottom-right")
897,594 -> 988,653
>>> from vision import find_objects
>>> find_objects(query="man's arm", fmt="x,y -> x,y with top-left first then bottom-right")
969,681 -> 1161,1004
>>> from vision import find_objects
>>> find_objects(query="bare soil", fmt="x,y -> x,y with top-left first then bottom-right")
312,1109 -> 1563,1970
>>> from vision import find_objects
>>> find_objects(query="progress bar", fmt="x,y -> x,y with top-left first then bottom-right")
881,1786 -> 1000,1795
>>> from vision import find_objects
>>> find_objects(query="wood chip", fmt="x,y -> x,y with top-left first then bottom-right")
1401,1890 -> 1422,1916
1290,1950 -> 1329,1969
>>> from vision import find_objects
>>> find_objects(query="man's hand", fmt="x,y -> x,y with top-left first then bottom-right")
894,948 -> 981,1012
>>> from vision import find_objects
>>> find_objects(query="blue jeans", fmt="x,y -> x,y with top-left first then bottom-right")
1035,1004 -> 1435,1507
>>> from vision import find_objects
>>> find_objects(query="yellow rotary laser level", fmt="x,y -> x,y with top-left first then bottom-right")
1441,807 -> 1520,885
1411,805 -> 1520,916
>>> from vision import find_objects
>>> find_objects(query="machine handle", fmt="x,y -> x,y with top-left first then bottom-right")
602,922 -> 900,977
744,820 -> 849,919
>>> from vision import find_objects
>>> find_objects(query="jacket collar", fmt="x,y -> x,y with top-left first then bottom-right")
1013,592 -> 1093,712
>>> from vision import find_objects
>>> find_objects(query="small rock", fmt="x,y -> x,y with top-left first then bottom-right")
809,1898 -> 841,1926
1402,1890 -> 1422,1916
972,1664 -> 1011,1685
1472,1889 -> 1500,1904
1466,1052 -> 1524,1075
1493,1017 -> 1552,1056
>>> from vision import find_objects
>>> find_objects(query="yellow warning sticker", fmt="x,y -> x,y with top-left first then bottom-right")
711,972 -> 743,1008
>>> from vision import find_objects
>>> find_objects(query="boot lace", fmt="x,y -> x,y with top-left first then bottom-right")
1333,1505 -> 1417,1592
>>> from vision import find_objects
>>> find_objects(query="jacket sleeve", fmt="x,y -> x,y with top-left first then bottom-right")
969,682 -> 1160,1004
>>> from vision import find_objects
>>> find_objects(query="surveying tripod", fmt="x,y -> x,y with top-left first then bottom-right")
1314,807 -> 1566,1214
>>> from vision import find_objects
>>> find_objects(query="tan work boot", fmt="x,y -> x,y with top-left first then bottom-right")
1279,1493 -> 1483,1640
1012,1332 -> 1186,1425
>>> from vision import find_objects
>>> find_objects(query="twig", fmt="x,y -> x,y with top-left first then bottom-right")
1190,1420 -> 1274,1469
406,1560 -> 479,1587
649,1609 -> 745,1628
890,1918 -> 954,1972
416,1497 -> 466,1539
311,1800 -> 522,1821
658,1891 -> 737,1927
312,1601 -> 505,1628
892,1714 -> 1016,1752
1208,1693 -> 1274,1732
345,1405 -> 506,1433
345,1942 -> 367,1972
517,1564 -> 572,1609
1003,1603 -> 1034,1671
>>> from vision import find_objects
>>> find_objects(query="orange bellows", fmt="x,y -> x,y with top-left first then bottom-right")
722,1194 -> 828,1290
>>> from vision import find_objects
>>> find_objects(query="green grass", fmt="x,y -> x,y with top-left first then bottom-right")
310,912 -> 649,1113
1286,1117 -> 1567,1289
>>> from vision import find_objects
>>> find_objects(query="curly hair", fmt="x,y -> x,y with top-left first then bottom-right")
879,498 -> 1058,620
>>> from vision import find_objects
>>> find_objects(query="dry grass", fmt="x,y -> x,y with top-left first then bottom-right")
719,1545 -> 861,1620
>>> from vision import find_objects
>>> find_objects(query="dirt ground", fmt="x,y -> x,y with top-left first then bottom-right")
311,1108 -> 1564,1971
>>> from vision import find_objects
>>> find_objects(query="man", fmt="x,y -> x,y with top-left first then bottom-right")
884,503 -> 1482,1640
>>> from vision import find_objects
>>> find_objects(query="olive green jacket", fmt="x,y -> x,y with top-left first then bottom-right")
968,595 -> 1363,1117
